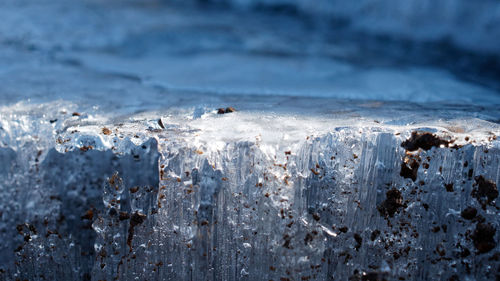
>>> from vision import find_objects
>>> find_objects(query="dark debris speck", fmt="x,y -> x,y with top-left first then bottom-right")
127,212 -> 147,251
354,233 -> 362,250
472,223 -> 497,254
378,188 -> 404,217
217,107 -> 237,114
444,183 -> 454,192
400,156 -> 420,181
401,132 -> 451,151
370,230 -> 380,241
461,207 -> 477,220
472,176 -> 498,208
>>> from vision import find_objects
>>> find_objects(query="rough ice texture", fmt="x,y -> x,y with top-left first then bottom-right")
0,0 -> 500,280
0,102 -> 499,280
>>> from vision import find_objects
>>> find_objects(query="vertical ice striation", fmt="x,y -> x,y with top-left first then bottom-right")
2,107 -> 497,280
0,0 -> 499,280
0,127 -> 159,280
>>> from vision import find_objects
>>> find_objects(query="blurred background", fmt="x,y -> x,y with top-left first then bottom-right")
1,0 -> 499,108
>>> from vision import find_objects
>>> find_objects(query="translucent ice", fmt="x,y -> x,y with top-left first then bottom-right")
0,0 -> 499,280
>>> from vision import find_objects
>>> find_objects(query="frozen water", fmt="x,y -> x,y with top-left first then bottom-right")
1,101 -> 499,280
1,0 -> 499,106
0,0 -> 499,280
205,0 -> 500,55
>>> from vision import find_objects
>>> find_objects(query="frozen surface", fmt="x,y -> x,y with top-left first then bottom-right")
1,101 -> 499,281
205,0 -> 500,55
1,0 -> 500,106
0,0 -> 499,280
